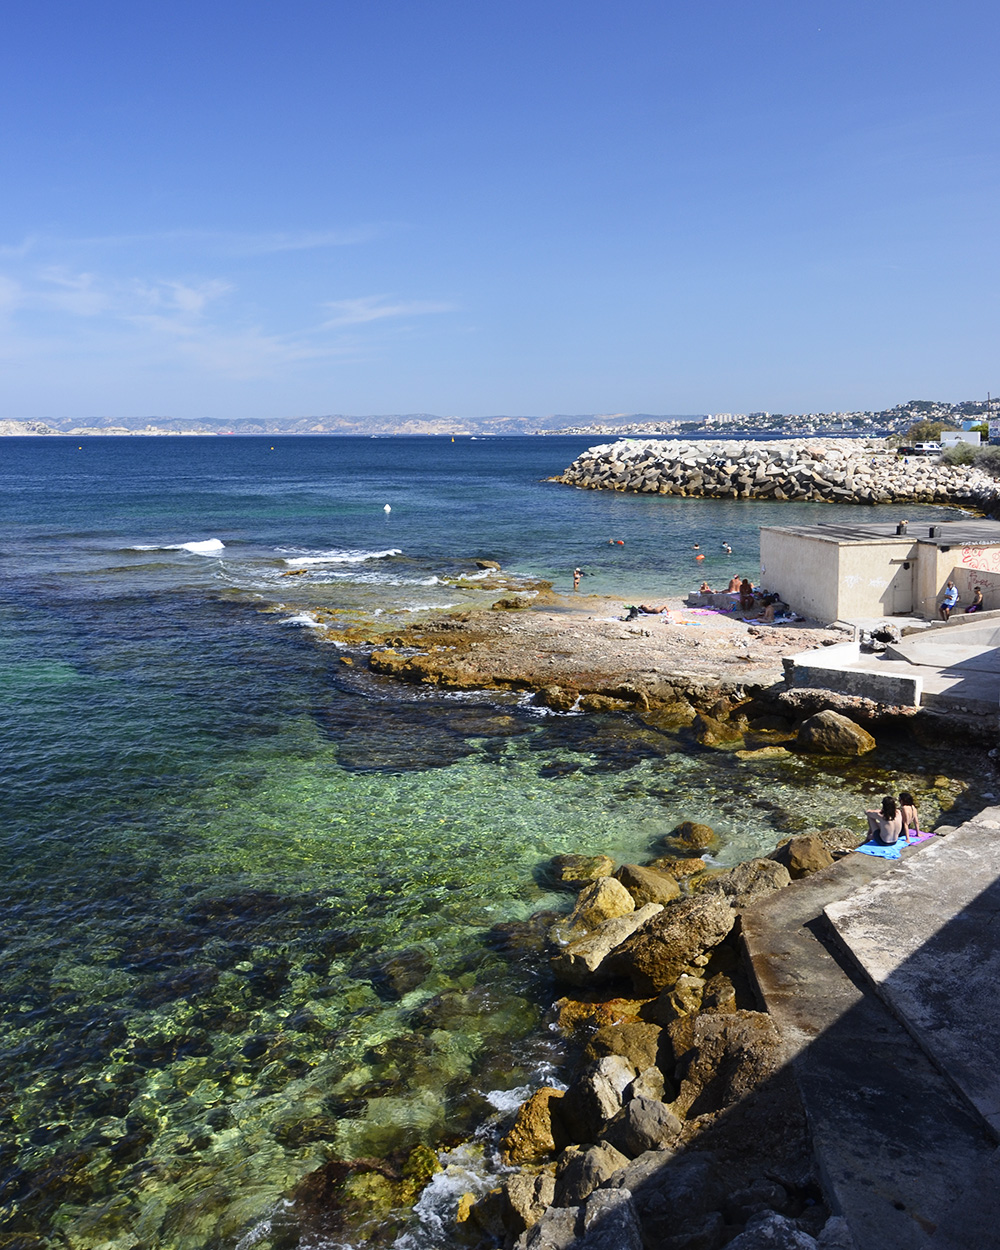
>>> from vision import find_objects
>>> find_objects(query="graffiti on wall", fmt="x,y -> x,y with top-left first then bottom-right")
960,545 -> 1000,572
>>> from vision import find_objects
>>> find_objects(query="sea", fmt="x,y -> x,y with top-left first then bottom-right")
0,435 -> 982,1250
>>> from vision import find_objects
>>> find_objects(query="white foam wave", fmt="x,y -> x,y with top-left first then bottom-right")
398,602 -> 460,612
282,547 -> 401,565
130,538 -> 225,554
281,612 -> 324,629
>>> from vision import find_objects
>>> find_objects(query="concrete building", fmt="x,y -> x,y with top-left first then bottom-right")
759,518 -> 1000,624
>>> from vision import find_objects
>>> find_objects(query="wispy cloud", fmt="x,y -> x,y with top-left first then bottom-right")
0,225 -> 388,259
321,294 -> 455,328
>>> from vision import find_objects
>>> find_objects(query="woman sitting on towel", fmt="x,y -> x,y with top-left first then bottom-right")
898,791 -> 919,840
865,795 -> 903,845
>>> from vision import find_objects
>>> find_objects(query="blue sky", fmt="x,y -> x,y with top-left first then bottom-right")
1,1 -> 998,421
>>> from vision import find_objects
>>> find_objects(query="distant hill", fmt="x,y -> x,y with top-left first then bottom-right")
22,412 -> 704,436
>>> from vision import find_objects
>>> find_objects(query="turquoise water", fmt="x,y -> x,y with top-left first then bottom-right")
0,437 -> 980,1248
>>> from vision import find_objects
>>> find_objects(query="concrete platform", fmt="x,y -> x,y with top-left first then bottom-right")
741,841 -> 999,1249
825,808 -> 1000,1138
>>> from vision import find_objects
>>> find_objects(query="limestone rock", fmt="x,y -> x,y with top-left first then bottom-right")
604,1151 -> 722,1246
700,972 -> 737,1014
536,685 -> 579,712
646,973 -> 706,1026
698,858 -> 791,909
615,863 -> 682,907
583,1021 -> 663,1072
784,835 -> 834,878
602,1096 -> 683,1157
551,904 -> 663,985
514,1204 -> 581,1250
550,853 -> 617,888
475,558 -> 502,569
670,1010 -> 783,1117
555,1142 -> 631,1205
692,713 -> 744,747
626,1065 -> 666,1103
561,1055 -> 638,1143
796,710 -> 876,756
671,821 -> 719,851
646,855 -> 707,879
501,1088 -> 568,1163
565,877 -> 636,932
605,896 -> 735,994
502,1169 -> 558,1238
580,1187 -> 643,1250
724,1211 -> 819,1248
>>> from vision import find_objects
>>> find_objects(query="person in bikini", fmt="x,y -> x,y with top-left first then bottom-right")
865,795 -> 903,845
898,791 -> 919,840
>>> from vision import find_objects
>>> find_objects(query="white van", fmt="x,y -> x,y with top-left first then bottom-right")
913,441 -> 942,455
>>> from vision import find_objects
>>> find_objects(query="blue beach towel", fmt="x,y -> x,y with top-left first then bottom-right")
854,830 -> 934,860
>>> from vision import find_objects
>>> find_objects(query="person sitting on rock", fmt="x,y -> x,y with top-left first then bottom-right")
727,575 -> 741,593
698,581 -> 714,594
939,580 -> 959,620
866,795 -> 903,845
739,578 -> 756,612
898,791 -> 919,840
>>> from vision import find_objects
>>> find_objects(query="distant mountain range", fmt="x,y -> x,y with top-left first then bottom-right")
0,412 -> 705,437
0,398 -> 992,437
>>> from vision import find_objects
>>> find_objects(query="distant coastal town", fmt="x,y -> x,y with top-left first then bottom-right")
0,396 -> 995,439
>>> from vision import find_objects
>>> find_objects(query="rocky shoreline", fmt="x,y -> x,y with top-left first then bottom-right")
552,437 -> 1000,510
453,811 -> 863,1250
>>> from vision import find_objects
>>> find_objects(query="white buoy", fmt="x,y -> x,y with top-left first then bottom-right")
383,504 -> 391,513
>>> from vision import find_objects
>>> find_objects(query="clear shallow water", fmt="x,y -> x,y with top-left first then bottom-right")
0,437 -> 981,1248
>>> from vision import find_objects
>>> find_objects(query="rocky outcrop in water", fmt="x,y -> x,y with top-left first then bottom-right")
553,437 -> 1000,508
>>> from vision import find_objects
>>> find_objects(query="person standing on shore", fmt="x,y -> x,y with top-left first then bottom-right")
939,580 -> 959,620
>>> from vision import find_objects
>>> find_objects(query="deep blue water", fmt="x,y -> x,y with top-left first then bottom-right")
0,436 -> 975,1249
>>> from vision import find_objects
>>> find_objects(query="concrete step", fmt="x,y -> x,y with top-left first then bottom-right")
824,808 -> 1000,1139
741,846 -> 997,1250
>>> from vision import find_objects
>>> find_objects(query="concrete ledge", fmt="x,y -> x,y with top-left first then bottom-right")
786,641 -> 923,707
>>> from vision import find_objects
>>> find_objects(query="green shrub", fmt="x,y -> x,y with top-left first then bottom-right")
943,442 -> 976,465
974,446 -> 1000,477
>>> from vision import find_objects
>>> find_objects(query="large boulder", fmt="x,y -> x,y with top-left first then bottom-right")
502,1088 -> 569,1163
514,1204 -> 581,1250
698,859 -> 791,909
724,1211 -> 819,1248
551,904 -> 663,985
615,863 -> 682,907
560,1055 -> 638,1143
603,1151 -> 722,1246
646,973 -> 706,1026
579,1187 -> 643,1250
583,1022 -> 664,1073
501,1169 -> 558,1240
796,711 -> 875,756
565,877 -> 636,932
555,1142 -> 631,1205
669,1010 -> 783,1117
772,835 -> 834,879
601,1096 -> 683,1157
605,896 -> 735,994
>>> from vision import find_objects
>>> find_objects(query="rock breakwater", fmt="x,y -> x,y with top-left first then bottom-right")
553,437 -> 1000,508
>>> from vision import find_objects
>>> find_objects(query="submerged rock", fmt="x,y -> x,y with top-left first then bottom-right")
549,853 -> 617,888
670,821 -> 719,851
